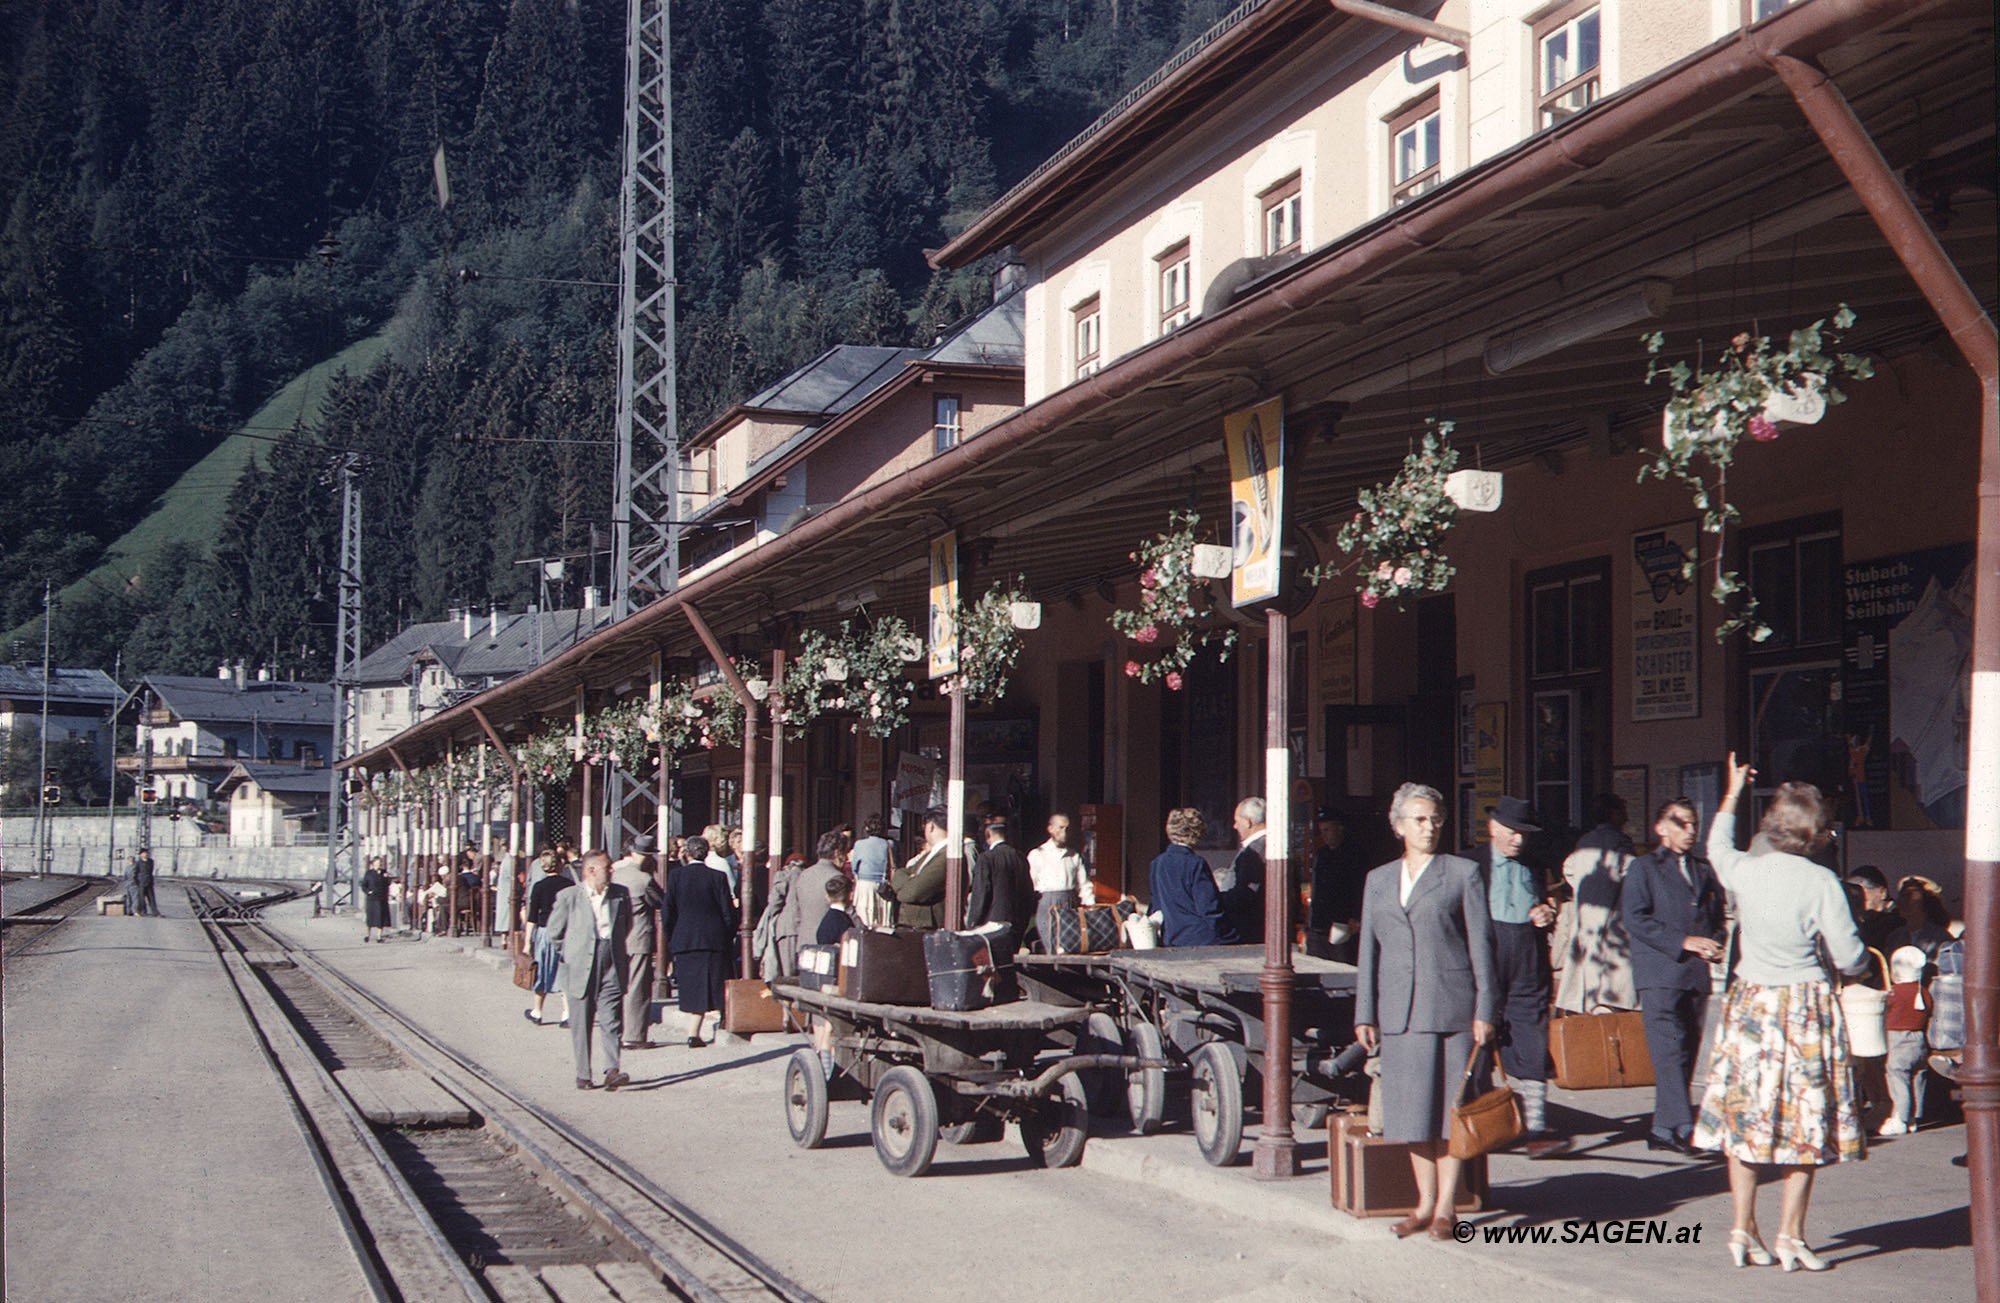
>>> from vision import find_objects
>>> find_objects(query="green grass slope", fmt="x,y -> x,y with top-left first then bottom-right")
7,332 -> 391,645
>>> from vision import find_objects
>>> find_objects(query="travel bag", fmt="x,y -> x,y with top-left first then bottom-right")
1448,1045 -> 1524,1160
1549,1008 -> 1656,1089
510,938 -> 536,992
1049,899 -> 1136,956
923,929 -> 1004,1012
722,978 -> 789,1034
797,942 -> 841,993
1329,1112 -> 1486,1218
838,927 -> 932,1005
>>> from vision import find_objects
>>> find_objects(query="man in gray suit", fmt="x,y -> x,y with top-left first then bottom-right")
541,850 -> 632,1091
611,835 -> 664,1050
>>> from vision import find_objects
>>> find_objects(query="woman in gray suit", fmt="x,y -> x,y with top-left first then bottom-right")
1354,782 -> 1497,1240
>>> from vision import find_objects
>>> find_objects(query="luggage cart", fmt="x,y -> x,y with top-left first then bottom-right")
770,983 -> 1154,1177
1018,946 -> 1361,1166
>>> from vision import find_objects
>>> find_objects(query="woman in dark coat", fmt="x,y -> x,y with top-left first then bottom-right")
662,835 -> 737,1046
361,856 -> 392,942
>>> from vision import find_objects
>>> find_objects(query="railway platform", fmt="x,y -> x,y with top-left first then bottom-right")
3,888 -> 375,1302
277,907 -> 1976,1303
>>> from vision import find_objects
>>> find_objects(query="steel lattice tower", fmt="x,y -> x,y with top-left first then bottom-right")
324,454 -> 364,905
611,0 -> 680,618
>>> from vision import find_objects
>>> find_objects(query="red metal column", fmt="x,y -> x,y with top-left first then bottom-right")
1760,48 -> 2000,1299
1254,608 -> 1300,1178
945,682 -> 967,931
740,697 -> 760,975
656,740 -> 671,999
769,648 -> 787,865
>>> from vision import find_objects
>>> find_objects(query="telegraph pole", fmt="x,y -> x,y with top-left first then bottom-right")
34,581 -> 54,877
610,0 -> 681,618
324,453 -> 364,911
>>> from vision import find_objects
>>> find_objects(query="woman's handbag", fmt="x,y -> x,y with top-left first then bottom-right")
510,935 -> 536,991
1839,946 -> 1891,1058
1448,1044 -> 1525,1160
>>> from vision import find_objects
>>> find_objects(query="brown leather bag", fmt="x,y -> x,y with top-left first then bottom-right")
722,978 -> 789,1034
511,936 -> 536,991
1549,1009 -> 1656,1089
1449,1045 -> 1524,1160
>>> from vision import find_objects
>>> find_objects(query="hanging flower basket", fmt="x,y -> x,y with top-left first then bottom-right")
782,616 -> 918,737
952,581 -> 1030,705
1640,305 -> 1874,641
1108,509 -> 1237,690
514,724 -> 577,786
1308,419 -> 1461,610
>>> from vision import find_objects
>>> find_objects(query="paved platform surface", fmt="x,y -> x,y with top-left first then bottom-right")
4,890 -> 374,1303
283,912 -> 1977,1302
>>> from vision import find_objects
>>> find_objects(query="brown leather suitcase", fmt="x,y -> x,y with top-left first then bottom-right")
1330,1113 -> 1486,1218
1549,1010 -> 1656,1089
722,978 -> 788,1034
838,927 -> 931,1005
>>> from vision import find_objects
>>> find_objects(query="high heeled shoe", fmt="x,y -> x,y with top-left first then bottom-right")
1727,1229 -> 1775,1267
1773,1235 -> 1828,1272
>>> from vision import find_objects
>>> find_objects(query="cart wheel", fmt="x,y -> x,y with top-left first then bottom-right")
941,1115 -> 1004,1145
1125,1019 -> 1168,1136
1079,1012 -> 1127,1118
1190,1042 -> 1244,1166
1020,1072 -> 1089,1169
1293,1101 -> 1330,1132
870,1066 -> 941,1177
783,1050 -> 829,1149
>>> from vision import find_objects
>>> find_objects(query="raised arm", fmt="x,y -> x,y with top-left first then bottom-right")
1706,752 -> 1756,889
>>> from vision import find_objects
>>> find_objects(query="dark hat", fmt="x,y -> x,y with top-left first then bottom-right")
1486,796 -> 1542,834
629,833 -> 657,855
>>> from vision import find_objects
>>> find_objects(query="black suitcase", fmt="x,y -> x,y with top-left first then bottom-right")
838,927 -> 931,1005
797,942 -> 840,992
923,930 -> 999,1011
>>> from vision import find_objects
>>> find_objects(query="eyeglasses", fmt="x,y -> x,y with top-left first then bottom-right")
1403,815 -> 1447,826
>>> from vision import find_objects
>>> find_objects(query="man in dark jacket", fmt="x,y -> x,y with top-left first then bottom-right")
1150,807 -> 1227,947
1307,808 -> 1367,961
885,809 -> 950,929
967,816 -> 1034,949
1620,797 -> 1725,1153
1221,798 -> 1267,946
1464,796 -> 1564,1157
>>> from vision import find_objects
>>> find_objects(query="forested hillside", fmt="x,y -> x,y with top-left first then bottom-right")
0,0 -> 1235,677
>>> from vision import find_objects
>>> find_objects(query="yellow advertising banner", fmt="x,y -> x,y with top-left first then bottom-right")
928,531 -> 959,679
1224,396 -> 1285,607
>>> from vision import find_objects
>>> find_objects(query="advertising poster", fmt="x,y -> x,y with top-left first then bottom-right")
1224,396 -> 1285,607
928,530 -> 959,680
1319,596 -> 1356,706
854,731 -> 883,824
1470,702 -> 1507,845
1842,544 -> 1974,829
1630,522 -> 1700,720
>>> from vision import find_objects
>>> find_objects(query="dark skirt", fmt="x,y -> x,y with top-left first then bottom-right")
674,949 -> 728,1015
1379,1028 -> 1475,1143
362,874 -> 391,928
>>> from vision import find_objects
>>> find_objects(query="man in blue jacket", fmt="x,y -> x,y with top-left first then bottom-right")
1150,807 -> 1228,946
1620,797 -> 1725,1154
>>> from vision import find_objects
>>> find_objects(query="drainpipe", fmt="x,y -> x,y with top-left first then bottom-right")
682,601 -> 761,975
1757,47 -> 2000,1299
1328,0 -> 1468,49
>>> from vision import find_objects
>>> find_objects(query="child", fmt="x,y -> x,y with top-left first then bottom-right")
1880,944 -> 1931,1135
816,874 -> 855,945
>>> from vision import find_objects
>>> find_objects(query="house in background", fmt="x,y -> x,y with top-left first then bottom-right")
352,606 -> 615,754
213,762 -> 333,847
119,667 -> 334,806
0,666 -> 122,802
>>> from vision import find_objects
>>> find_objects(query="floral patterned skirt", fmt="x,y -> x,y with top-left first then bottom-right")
1692,979 -> 1864,1166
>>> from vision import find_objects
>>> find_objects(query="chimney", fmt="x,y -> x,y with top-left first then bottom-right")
583,587 -> 599,611
991,255 -> 1027,303
233,660 -> 246,690
217,663 -> 232,680
489,606 -> 500,637
256,666 -> 272,683
462,608 -> 474,639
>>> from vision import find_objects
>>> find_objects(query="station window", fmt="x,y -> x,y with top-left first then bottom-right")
933,394 -> 963,454
1261,173 -> 1302,255
1740,513 -> 1842,812
1742,0 -> 1798,22
1156,241 -> 1192,335
1388,93 -> 1441,206
1535,2 -> 1601,128
1525,558 -> 1610,834
1073,295 -> 1102,379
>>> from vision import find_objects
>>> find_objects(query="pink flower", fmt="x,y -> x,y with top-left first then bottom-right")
1392,566 -> 1413,588
1140,568 -> 1158,589
1749,413 -> 1778,442
1375,561 -> 1393,579
1164,671 -> 1184,691
1361,590 -> 1380,609
1135,625 -> 1159,644
1124,660 -> 1142,677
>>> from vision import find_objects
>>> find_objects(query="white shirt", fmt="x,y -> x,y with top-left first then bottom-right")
587,884 -> 614,941
1399,856 -> 1432,908
1028,839 -> 1093,900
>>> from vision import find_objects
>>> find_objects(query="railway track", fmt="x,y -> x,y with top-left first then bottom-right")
188,883 -> 822,1303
